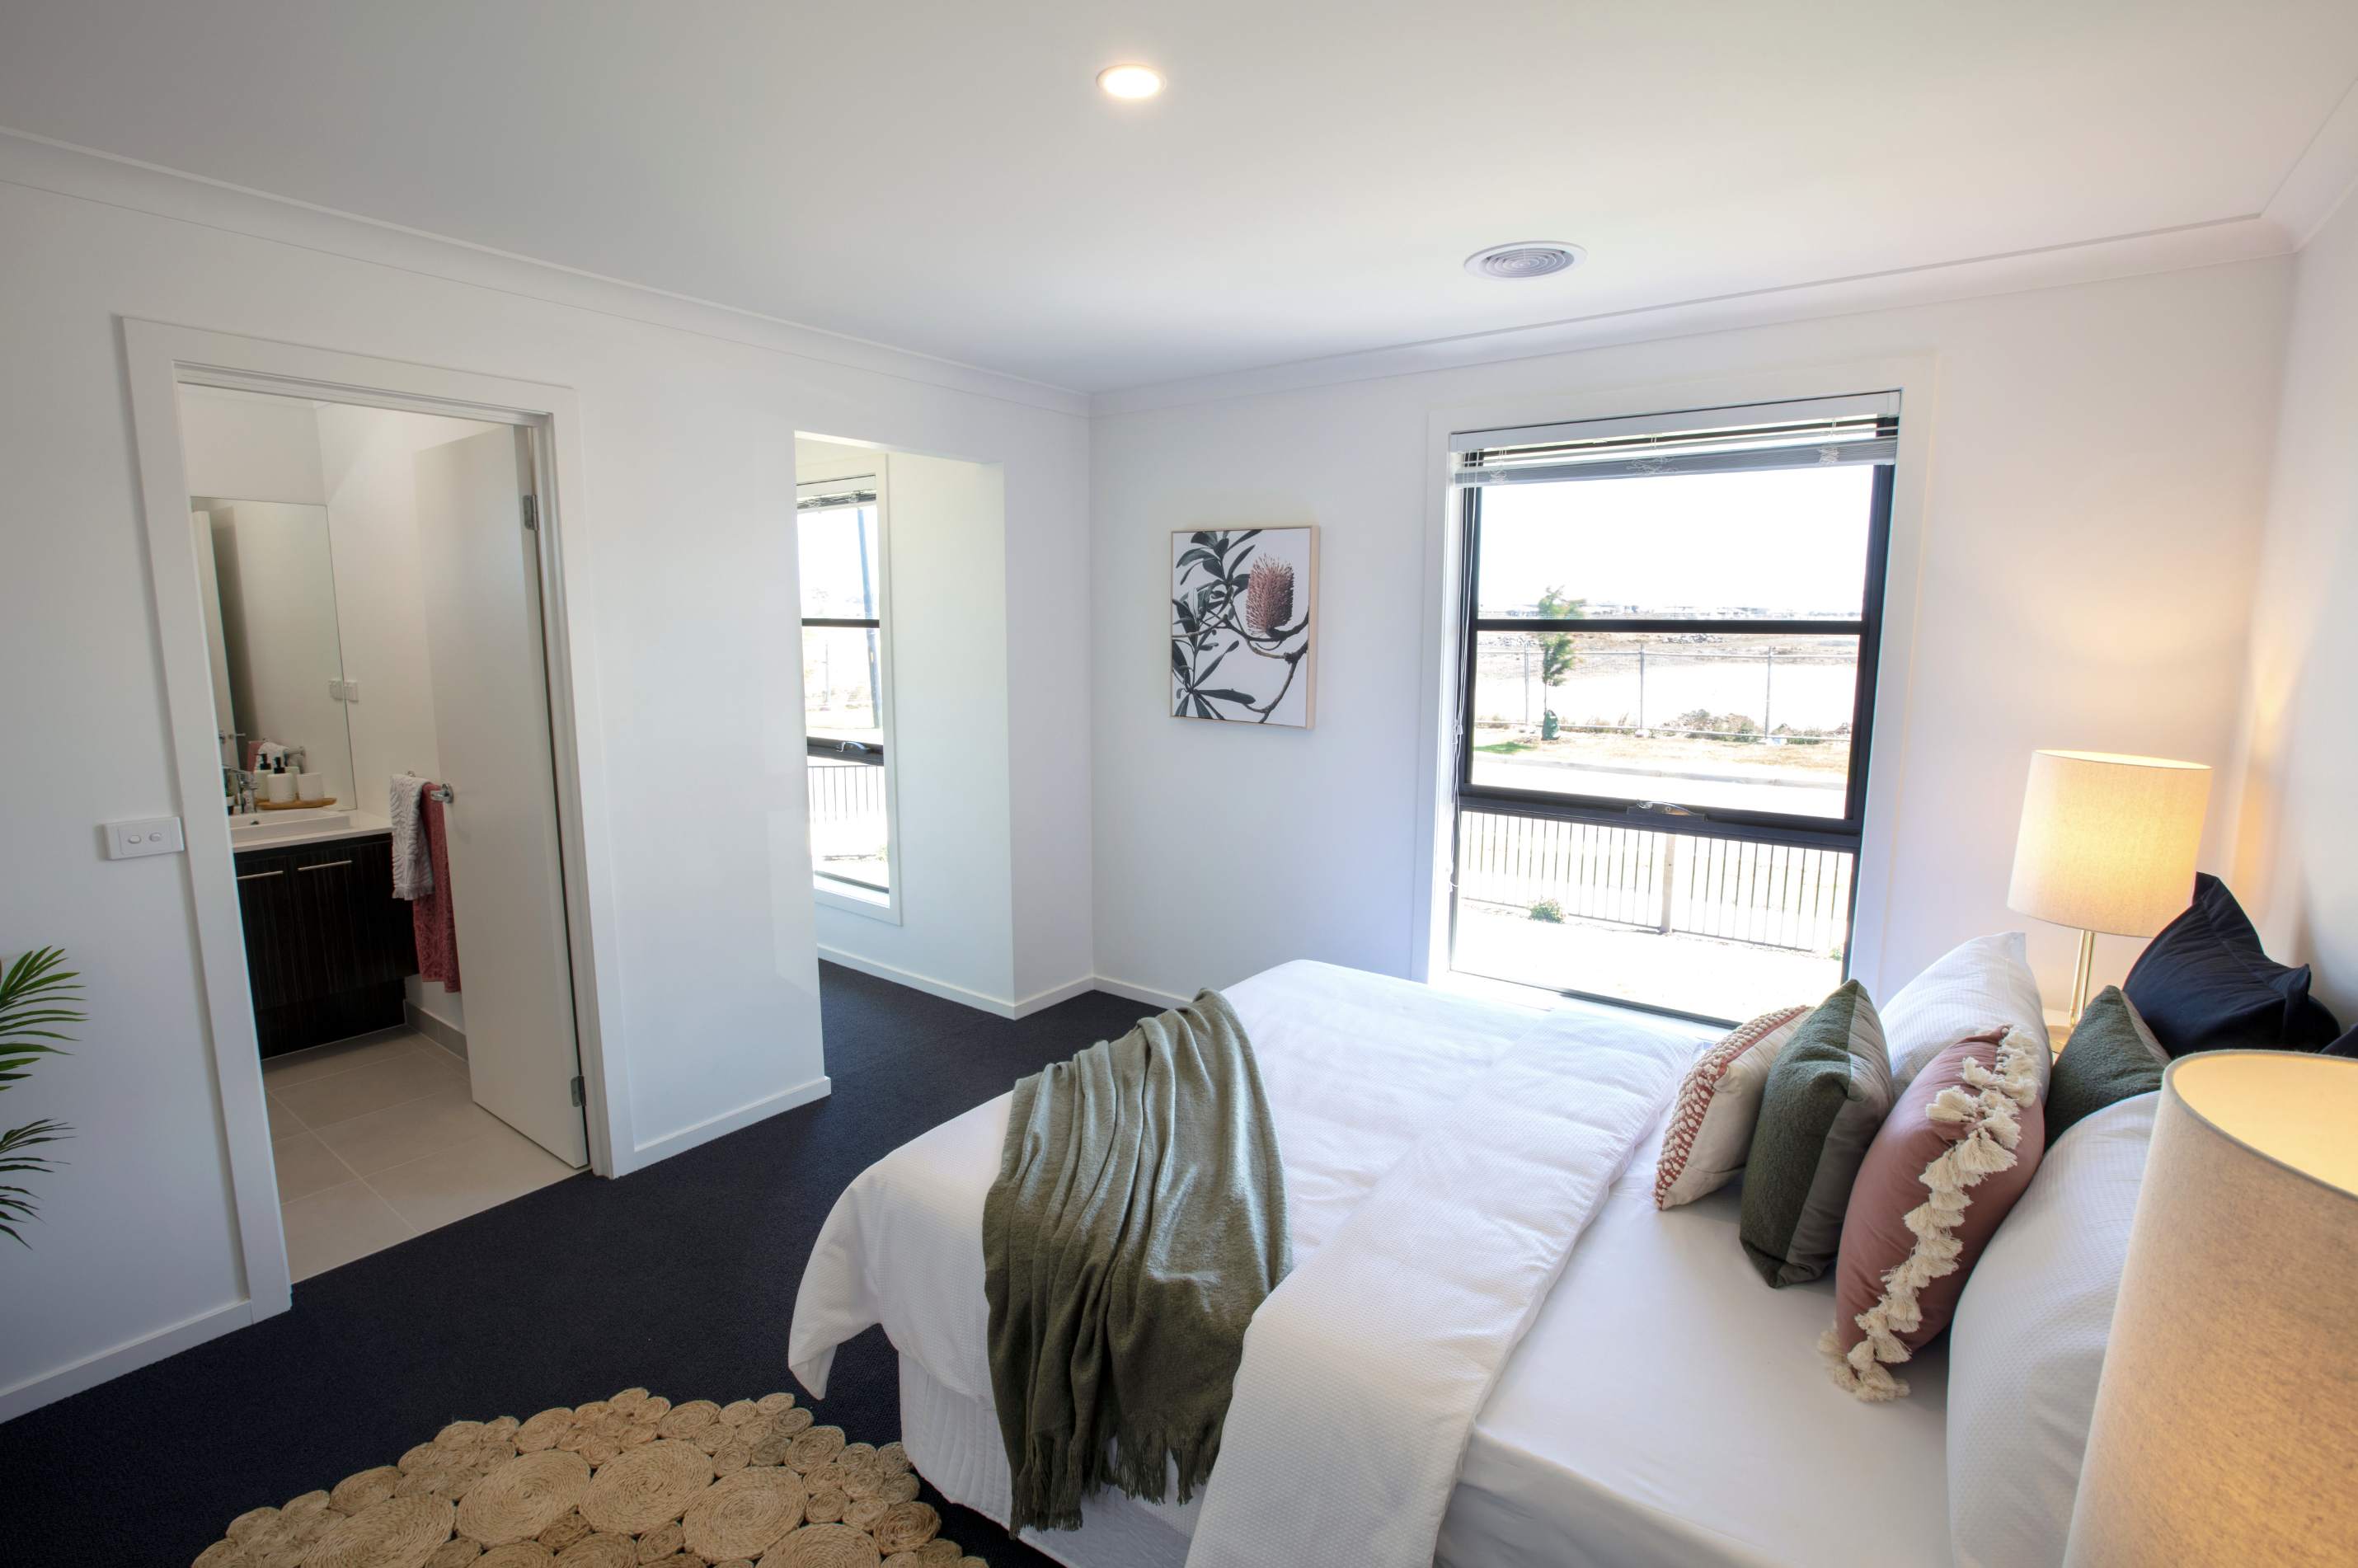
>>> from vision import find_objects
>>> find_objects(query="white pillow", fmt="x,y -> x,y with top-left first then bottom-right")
1879,932 -> 2048,1088
1946,1093 -> 2157,1568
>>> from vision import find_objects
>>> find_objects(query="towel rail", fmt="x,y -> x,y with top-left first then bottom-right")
427,785 -> 454,805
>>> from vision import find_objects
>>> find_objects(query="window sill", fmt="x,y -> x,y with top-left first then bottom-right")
814,876 -> 900,925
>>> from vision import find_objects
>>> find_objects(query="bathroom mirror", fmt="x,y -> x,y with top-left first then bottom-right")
192,498 -> 359,812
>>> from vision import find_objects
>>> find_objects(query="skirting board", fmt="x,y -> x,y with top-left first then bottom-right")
0,1297 -> 253,1424
817,947 -> 1110,1021
622,1073 -> 831,1173
403,1000 -> 467,1059
1085,974 -> 1195,1012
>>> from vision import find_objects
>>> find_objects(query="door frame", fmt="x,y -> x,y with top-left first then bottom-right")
123,320 -> 623,1321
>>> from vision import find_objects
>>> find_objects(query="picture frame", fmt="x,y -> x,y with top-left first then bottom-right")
1170,525 -> 1318,727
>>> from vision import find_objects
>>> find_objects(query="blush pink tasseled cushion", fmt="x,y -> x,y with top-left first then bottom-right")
1826,1026 -> 2048,1400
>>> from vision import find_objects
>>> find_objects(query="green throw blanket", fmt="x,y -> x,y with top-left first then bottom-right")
983,988 -> 1289,1534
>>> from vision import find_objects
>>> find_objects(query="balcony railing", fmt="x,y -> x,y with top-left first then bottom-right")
807,755 -> 889,892
807,755 -> 885,824
1457,809 -> 1852,957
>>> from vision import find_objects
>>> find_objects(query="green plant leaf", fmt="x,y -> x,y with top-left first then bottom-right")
0,948 -> 80,1246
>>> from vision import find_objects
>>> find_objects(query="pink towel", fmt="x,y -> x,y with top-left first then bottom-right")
412,785 -> 462,993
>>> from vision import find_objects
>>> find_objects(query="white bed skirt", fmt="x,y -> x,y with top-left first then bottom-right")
899,1353 -> 1197,1568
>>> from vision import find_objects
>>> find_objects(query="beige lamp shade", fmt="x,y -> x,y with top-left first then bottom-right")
2007,750 -> 2210,937
2064,1052 -> 2358,1566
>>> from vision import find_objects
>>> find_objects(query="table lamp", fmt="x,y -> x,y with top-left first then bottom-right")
2006,749 -> 2210,1024
2063,1050 -> 2358,1565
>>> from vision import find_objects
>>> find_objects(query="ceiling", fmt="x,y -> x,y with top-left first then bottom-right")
3,2 -> 2355,392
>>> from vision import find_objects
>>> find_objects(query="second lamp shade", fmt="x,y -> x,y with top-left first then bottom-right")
2007,750 -> 2210,937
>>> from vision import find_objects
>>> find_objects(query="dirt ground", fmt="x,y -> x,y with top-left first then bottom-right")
1476,728 -> 1850,775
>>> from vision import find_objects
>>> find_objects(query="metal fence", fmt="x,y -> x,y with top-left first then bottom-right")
1457,809 -> 1853,956
806,757 -> 885,824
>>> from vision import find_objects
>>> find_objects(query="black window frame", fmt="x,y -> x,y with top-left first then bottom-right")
798,486 -> 886,768
1447,413 -> 1897,1024
1454,456 -> 1894,852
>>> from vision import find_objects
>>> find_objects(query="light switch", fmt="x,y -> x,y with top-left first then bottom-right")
106,817 -> 186,860
327,679 -> 345,701
342,680 -> 359,702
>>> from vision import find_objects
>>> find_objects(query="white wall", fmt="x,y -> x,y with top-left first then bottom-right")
0,139 -> 1090,1417
815,450 -> 1018,1006
316,404 -> 508,819
2227,192 -> 2358,1027
177,389 -> 325,503
802,437 -> 1097,1018
1091,260 -> 2295,1016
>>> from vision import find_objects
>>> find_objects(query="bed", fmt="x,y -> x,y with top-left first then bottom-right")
790,959 -> 1953,1568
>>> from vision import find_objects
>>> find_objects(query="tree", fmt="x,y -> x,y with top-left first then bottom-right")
1532,587 -> 1585,689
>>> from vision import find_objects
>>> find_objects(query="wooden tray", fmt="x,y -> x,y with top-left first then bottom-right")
258,796 -> 339,810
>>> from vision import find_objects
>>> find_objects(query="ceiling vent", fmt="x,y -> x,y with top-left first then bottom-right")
1464,242 -> 1585,279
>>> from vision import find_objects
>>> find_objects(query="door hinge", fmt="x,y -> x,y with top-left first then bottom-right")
570,1075 -> 585,1107
522,495 -> 539,531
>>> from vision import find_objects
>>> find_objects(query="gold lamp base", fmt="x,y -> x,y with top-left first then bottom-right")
2069,927 -> 2097,1027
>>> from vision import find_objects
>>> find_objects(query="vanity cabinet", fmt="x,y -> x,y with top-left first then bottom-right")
233,831 -> 417,1058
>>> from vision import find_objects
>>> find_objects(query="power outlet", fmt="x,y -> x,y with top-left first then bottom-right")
106,817 -> 186,860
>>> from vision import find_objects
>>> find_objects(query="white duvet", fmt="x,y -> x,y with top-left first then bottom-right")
790,959 -> 1695,1568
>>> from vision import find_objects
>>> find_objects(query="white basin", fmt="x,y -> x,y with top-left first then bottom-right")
229,810 -> 388,850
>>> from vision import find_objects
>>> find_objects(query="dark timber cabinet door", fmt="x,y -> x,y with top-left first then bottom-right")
233,832 -> 418,1058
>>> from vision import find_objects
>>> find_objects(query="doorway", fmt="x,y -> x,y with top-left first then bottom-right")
134,333 -> 609,1296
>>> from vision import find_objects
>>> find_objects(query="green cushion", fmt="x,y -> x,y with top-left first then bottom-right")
1739,979 -> 1896,1286
2046,986 -> 2167,1140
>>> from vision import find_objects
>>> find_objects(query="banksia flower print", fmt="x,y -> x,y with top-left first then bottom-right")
1170,526 -> 1317,726
1246,557 -> 1294,637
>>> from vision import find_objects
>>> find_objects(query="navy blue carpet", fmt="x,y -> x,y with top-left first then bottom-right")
2,962 -> 1156,1566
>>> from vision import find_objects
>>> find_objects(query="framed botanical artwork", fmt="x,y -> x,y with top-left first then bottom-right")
1170,526 -> 1318,726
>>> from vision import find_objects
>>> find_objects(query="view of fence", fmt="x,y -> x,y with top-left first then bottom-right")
1457,809 -> 1853,956
806,757 -> 888,890
807,756 -> 883,823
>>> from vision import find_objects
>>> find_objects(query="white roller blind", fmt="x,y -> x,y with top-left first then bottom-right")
1454,392 -> 1899,486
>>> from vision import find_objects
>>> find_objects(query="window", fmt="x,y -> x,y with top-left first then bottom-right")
800,475 -> 894,905
1449,394 -> 1898,1023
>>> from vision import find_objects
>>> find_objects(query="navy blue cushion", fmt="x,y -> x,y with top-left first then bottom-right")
2326,1025 -> 2358,1059
2124,875 -> 2342,1056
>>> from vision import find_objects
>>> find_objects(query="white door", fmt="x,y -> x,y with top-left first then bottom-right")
413,429 -> 588,1166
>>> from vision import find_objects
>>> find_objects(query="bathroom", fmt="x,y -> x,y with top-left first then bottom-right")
181,384 -> 588,1279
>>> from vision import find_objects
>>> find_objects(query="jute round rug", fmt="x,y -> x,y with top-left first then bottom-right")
190,1387 -> 989,1568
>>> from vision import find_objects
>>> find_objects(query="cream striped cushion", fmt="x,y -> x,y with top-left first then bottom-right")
1654,1005 -> 1812,1209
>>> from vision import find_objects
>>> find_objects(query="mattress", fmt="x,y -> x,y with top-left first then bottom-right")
793,961 -> 1953,1568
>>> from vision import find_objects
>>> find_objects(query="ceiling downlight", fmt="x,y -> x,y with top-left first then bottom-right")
1465,242 -> 1585,279
1097,64 -> 1163,99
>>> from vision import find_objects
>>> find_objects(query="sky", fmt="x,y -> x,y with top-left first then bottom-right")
798,503 -> 879,618
1477,465 -> 1874,617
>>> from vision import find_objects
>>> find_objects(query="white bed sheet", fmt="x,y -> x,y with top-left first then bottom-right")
1441,1123 -> 1952,1568
791,961 -> 1953,1568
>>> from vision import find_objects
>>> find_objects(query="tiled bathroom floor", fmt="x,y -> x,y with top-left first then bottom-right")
264,1029 -> 579,1281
